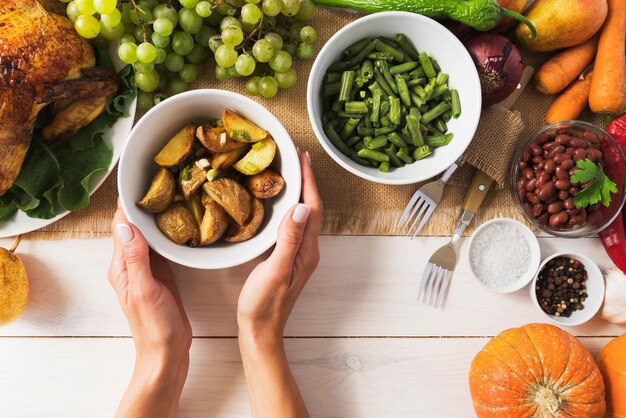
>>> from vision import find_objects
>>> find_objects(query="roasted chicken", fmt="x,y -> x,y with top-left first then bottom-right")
0,0 -> 119,196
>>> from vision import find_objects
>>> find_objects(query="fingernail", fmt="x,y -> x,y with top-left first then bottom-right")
292,204 -> 310,224
305,150 -> 311,165
115,223 -> 134,244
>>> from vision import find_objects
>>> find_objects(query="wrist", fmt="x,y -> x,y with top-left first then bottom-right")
238,325 -> 285,358
134,348 -> 189,392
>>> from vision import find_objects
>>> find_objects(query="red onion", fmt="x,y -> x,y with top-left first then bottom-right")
464,34 -> 523,107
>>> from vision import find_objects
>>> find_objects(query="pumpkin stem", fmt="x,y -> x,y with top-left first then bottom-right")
534,386 -> 561,415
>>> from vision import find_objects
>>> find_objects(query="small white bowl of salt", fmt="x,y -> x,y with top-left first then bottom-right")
466,218 -> 541,293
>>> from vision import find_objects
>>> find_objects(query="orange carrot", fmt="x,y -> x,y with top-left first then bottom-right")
545,71 -> 594,123
534,37 -> 598,95
589,0 -> 625,113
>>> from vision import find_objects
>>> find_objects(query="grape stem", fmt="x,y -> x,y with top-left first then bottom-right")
128,0 -> 148,43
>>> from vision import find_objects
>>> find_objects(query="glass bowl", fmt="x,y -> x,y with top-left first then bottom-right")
511,120 -> 626,238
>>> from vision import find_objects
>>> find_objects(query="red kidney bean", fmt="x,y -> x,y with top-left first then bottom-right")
549,211 -> 569,227
546,194 -> 560,204
567,208 -> 580,216
583,130 -> 600,143
537,171 -> 550,186
571,138 -> 589,148
588,203 -> 602,213
588,211 -> 603,225
536,133 -> 551,144
522,149 -> 532,162
555,134 -> 571,145
537,182 -> 556,201
547,201 -> 563,214
517,177 -> 527,189
558,190 -> 570,200
554,153 -> 572,164
569,215 -> 585,225
586,148 -> 603,161
526,192 -> 539,204
532,156 -> 545,165
573,148 -> 587,161
523,168 -> 535,179
560,159 -> 575,170
564,198 -> 575,210
555,180 -> 571,190
544,159 -> 556,174
546,145 -> 565,159
531,144 -> 543,156
524,202 -> 533,214
526,178 -> 537,192
538,212 -> 549,225
518,161 -> 527,170
569,186 -> 580,195
565,147 -> 575,155
555,167 -> 569,181
532,203 -> 543,217
543,141 -> 560,151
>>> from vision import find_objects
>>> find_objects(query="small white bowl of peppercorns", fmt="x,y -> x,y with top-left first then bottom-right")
530,252 -> 605,327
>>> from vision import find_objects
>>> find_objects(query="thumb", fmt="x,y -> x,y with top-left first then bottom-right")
114,222 -> 152,281
268,204 -> 311,273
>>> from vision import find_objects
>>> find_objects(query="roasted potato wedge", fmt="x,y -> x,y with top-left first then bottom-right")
155,203 -> 200,246
245,169 -> 285,199
196,126 -> 247,153
199,197 -> 229,245
136,168 -> 176,213
211,146 -> 249,171
179,164 -> 206,200
154,124 -> 195,168
202,178 -> 252,226
222,109 -> 268,142
224,198 -> 264,243
184,193 -> 204,227
234,137 -> 276,175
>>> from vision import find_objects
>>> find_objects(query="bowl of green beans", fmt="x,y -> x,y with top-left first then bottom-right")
307,12 -> 482,185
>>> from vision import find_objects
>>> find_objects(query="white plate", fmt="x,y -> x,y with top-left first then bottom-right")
0,53 -> 136,238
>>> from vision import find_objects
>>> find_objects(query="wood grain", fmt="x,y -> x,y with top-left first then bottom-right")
0,337 -> 613,418
1,237 -> 624,337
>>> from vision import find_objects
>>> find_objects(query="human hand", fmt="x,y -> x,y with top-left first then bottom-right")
108,202 -> 192,417
237,150 -> 323,345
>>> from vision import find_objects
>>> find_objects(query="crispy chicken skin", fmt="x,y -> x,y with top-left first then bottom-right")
0,0 -> 119,196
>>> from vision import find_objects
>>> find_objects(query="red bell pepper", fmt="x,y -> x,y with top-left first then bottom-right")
600,114 -> 626,274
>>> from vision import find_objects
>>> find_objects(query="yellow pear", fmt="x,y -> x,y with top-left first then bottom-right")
0,237 -> 29,325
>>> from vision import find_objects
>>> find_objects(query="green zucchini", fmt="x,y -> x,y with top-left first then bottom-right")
311,0 -> 536,35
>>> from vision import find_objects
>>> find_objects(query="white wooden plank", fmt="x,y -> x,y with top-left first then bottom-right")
1,237 -> 624,337
0,337 -> 613,418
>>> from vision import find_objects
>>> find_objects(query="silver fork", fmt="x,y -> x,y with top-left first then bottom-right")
418,170 -> 493,308
396,159 -> 464,238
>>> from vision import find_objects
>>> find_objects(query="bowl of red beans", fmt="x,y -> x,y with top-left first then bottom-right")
511,120 -> 626,238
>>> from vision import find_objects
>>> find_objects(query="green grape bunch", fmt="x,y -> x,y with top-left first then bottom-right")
60,0 -> 319,111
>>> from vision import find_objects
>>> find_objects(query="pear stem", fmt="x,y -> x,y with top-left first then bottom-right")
9,236 -> 22,254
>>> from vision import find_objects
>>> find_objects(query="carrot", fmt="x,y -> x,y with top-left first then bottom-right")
534,37 -> 598,95
545,71 -> 594,123
589,0 -> 625,113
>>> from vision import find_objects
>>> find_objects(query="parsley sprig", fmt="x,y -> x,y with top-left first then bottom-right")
570,159 -> 617,208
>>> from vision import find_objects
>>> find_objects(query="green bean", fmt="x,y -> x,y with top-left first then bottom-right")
378,161 -> 390,172
389,96 -> 401,126
380,100 -> 391,117
358,148 -> 389,162
324,124 -> 351,155
345,101 -> 369,114
324,82 -> 341,97
361,59 -> 374,81
328,61 -> 350,72
358,90 -> 367,99
364,114 -> 371,128
409,107 -> 421,120
374,40 -> 404,62
388,153 -> 405,167
409,92 -> 424,108
374,126 -> 397,136
331,99 -> 343,113
354,141 -> 365,151
384,143 -> 397,156
367,52 -> 394,61
390,61 -> 418,75
395,74 -> 411,107
412,145 -> 431,160
443,109 -> 453,123
431,57 -> 441,73
396,149 -> 413,164
325,72 -> 341,83
405,115 -> 424,147
451,89 -> 461,118
348,39 -> 378,66
350,150 -> 370,165
422,83 -> 434,101
343,38 -> 370,57
426,133 -> 454,147
418,51 -> 436,79
370,88 -> 382,123
346,136 -> 361,148
357,126 -> 375,136
434,118 -> 447,133
387,132 -> 407,148
409,67 -> 426,79
364,135 -> 388,149
376,60 -> 398,93
413,85 -> 426,98
395,33 -> 420,61
340,118 -> 360,140
336,111 -> 364,118
338,70 -> 355,102
355,77 -> 364,88
407,78 -> 426,87
377,36 -> 399,48
380,116 -> 391,127
435,73 -> 449,86
422,101 -> 452,124
373,69 -> 395,97
430,84 -> 448,100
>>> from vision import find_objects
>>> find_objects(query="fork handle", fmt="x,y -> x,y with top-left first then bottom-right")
438,158 -> 464,185
463,169 -> 494,213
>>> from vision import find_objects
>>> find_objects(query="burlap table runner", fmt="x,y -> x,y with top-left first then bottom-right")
23,7 -> 603,239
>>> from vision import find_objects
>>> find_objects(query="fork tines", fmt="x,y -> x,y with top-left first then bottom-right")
418,263 -> 452,309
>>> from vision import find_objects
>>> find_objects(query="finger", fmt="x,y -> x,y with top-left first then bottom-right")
113,221 -> 153,283
267,203 -> 311,278
108,206 -> 129,292
299,150 -> 323,235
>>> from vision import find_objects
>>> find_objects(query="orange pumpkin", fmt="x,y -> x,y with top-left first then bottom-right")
597,334 -> 626,418
469,323 -> 606,417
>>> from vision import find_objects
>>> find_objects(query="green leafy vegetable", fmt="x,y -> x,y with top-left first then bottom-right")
0,49 -> 136,222
570,158 -> 617,208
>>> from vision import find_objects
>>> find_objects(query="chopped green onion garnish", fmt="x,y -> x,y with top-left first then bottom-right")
230,129 -> 251,141
206,169 -> 219,182
181,166 -> 190,181
244,162 -> 258,172
252,141 -> 265,151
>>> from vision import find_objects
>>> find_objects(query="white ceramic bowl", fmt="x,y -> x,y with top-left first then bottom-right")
118,90 -> 301,269
466,218 -> 541,293
530,252 -> 605,327
307,12 -> 481,185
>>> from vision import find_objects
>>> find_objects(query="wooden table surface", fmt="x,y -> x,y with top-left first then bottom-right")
0,235 -> 623,417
